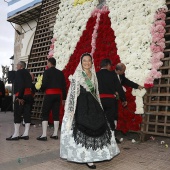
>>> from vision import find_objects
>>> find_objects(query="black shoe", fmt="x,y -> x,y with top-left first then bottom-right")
6,136 -> 20,141
20,136 -> 29,140
37,136 -> 47,141
50,135 -> 58,140
115,137 -> 121,144
30,123 -> 35,126
86,163 -> 96,169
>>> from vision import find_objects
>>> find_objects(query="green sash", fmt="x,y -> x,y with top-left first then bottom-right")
82,71 -> 95,95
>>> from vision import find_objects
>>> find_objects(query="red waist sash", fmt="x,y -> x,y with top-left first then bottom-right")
45,88 -> 62,95
15,88 -> 32,97
0,92 -> 2,96
46,88 -> 63,124
99,94 -> 115,98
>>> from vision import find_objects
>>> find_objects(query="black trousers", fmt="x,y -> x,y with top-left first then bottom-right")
42,94 -> 60,121
14,95 -> 32,123
101,98 -> 117,131
0,97 -> 2,109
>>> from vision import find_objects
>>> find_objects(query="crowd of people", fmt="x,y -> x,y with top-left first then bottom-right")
5,53 -> 143,169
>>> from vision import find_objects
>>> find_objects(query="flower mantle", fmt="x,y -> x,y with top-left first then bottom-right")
47,0 -> 167,132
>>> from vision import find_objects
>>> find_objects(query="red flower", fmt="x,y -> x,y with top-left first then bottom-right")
60,11 -> 142,133
144,83 -> 154,88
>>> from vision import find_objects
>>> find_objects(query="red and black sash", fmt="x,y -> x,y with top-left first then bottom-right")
15,88 -> 32,97
99,94 -> 115,98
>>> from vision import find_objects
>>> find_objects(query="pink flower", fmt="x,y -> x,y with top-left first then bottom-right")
154,71 -> 162,78
150,69 -> 162,79
51,38 -> 56,43
154,20 -> 166,27
157,41 -> 165,50
152,32 -> 164,39
152,36 -> 161,43
91,8 -> 100,17
152,52 -> 164,60
155,25 -> 166,34
150,69 -> 158,76
47,54 -> 53,58
145,76 -> 154,84
146,8 -> 166,86
101,6 -> 109,13
154,13 -> 166,20
150,26 -> 156,35
157,7 -> 168,13
91,6 -> 108,17
150,44 -> 163,52
152,61 -> 163,69
91,39 -> 96,46
50,44 -> 54,50
150,57 -> 159,63
48,50 -> 54,58
149,69 -> 162,78
152,37 -> 165,44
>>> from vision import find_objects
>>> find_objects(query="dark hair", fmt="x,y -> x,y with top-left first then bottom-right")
48,57 -> 56,66
81,53 -> 92,64
115,64 -> 123,71
100,59 -> 112,68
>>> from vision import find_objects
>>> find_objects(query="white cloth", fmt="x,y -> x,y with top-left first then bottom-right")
41,121 -> 48,137
60,117 -> 120,162
52,121 -> 59,136
12,123 -> 20,138
22,123 -> 30,136
65,55 -> 102,131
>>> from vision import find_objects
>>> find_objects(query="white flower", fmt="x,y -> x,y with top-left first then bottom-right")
135,108 -> 144,114
68,75 -> 73,81
132,139 -> 136,143
53,0 -> 166,114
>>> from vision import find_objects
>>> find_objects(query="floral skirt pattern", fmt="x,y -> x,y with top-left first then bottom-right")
60,112 -> 120,163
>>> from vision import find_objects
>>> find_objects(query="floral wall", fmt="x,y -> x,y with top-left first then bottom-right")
47,0 -> 167,132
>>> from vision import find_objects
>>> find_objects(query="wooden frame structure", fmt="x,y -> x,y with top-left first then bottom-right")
27,0 -> 60,119
141,0 -> 170,139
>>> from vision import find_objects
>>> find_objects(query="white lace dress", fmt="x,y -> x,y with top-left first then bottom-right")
60,74 -> 120,163
60,118 -> 120,163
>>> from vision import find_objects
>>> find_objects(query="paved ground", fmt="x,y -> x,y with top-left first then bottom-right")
0,111 -> 170,170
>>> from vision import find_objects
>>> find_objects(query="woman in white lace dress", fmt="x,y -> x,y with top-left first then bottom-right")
60,53 -> 120,169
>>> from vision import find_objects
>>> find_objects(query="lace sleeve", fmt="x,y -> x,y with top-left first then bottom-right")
65,76 -> 80,130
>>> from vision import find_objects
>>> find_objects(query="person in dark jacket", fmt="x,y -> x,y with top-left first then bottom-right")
0,79 -> 5,111
37,57 -> 66,141
111,63 -> 143,143
113,63 -> 143,90
6,61 -> 33,141
96,59 -> 127,134
22,72 -> 35,126
112,63 -> 143,127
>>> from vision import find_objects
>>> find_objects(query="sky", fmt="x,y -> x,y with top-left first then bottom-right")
0,1 -> 15,79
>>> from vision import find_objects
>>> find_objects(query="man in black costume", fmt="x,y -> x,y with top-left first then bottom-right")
112,63 -> 143,130
0,79 -> 5,111
6,61 -> 33,141
113,63 -> 143,91
96,59 -> 127,143
37,57 -> 66,141
22,72 -> 35,126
